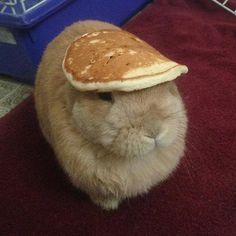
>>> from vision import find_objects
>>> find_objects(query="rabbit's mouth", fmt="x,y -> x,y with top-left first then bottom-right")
101,129 -> 157,159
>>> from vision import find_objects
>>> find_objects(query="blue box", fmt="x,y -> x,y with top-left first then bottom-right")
0,0 -> 152,84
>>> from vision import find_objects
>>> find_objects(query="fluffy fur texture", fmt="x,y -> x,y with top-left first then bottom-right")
34,20 -> 188,210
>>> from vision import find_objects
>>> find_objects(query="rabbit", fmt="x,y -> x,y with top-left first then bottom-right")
34,20 -> 188,210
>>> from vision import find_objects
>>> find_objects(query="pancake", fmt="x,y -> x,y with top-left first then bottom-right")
62,29 -> 188,92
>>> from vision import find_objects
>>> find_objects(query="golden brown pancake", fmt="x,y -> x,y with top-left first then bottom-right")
62,29 -> 188,92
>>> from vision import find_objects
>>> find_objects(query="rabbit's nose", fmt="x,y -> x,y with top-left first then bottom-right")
143,135 -> 156,143
154,126 -> 170,146
156,127 -> 169,141
145,125 -> 169,145
144,125 -> 162,140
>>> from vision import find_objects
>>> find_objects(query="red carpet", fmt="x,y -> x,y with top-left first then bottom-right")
0,0 -> 235,235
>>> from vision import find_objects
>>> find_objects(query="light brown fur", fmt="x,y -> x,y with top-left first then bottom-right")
34,20 -> 187,210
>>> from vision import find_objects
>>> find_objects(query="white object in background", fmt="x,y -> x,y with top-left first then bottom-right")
0,0 -> 47,16
0,26 -> 16,44
211,0 -> 236,15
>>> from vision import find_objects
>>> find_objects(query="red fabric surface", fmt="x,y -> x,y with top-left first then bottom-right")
0,0 -> 235,235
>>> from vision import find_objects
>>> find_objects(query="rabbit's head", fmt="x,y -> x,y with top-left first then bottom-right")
69,81 -> 187,159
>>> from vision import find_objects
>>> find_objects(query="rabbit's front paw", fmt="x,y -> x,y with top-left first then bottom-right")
92,197 -> 120,210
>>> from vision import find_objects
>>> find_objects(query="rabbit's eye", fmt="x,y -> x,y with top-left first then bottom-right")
98,92 -> 113,102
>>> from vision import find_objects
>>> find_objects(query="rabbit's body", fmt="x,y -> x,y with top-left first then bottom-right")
35,20 -> 187,210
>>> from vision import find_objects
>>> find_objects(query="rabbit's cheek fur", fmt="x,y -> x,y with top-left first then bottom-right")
71,99 -> 111,144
